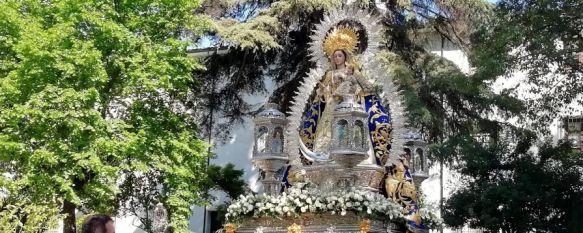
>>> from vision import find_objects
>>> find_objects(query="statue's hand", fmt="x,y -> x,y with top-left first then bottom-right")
316,86 -> 323,98
346,67 -> 354,75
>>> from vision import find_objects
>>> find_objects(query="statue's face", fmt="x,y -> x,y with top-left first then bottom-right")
333,50 -> 346,66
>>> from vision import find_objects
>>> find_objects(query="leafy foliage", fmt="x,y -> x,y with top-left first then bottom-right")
117,163 -> 246,232
0,0 -> 210,232
442,133 -> 583,232
205,163 -> 247,199
471,0 -> 583,127
417,1 -> 583,231
0,198 -> 62,233
203,163 -> 247,227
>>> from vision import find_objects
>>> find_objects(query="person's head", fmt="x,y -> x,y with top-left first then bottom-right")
332,49 -> 348,69
82,214 -> 115,233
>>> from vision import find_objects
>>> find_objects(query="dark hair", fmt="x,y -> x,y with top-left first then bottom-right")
333,49 -> 347,58
82,214 -> 113,233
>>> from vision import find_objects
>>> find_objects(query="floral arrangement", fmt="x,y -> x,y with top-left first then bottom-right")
225,182 -> 405,222
415,208 -> 443,229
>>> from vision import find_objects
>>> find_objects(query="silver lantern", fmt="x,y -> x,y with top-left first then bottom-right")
329,94 -> 370,187
404,130 -> 429,188
252,103 -> 288,195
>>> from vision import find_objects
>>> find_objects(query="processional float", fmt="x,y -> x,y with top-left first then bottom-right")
222,6 -> 437,233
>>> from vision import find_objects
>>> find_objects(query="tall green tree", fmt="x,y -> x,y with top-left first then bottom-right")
442,132 -> 583,232
0,1 -> 210,232
440,1 -> 583,231
471,0 -> 583,128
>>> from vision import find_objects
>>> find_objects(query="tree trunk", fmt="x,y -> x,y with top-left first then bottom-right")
62,200 -> 76,233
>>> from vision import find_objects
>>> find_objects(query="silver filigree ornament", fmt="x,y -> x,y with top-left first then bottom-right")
254,226 -> 265,233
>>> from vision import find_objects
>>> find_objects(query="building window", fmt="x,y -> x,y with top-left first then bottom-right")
473,132 -> 491,147
563,116 -> 583,151
208,210 -> 221,233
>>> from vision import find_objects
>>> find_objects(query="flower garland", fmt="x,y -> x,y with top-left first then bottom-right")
226,183 -> 404,222
225,183 -> 443,228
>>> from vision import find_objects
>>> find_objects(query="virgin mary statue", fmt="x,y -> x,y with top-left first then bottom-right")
292,23 -> 428,232
298,25 -> 392,166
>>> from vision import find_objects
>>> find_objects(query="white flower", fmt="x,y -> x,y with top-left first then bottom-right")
316,202 -> 324,209
223,182 -> 420,222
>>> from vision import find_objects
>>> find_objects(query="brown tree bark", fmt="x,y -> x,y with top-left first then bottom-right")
62,200 -> 76,233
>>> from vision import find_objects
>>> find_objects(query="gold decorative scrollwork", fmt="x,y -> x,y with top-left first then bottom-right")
224,223 -> 237,233
367,96 -> 393,165
299,103 -> 321,150
385,157 -> 427,231
287,223 -> 303,233
359,219 -> 371,233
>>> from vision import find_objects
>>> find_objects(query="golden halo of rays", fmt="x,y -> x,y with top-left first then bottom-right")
323,26 -> 360,57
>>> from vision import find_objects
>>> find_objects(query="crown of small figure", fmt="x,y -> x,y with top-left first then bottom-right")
323,26 -> 360,57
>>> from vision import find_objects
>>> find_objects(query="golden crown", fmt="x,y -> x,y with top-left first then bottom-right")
323,26 -> 360,57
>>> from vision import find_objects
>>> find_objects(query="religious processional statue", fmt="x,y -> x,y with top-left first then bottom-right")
298,25 -> 389,166
222,5 -> 437,233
